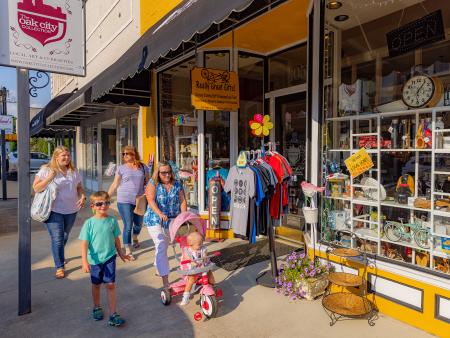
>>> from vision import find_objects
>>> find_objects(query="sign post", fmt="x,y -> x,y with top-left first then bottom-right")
0,0 -> 86,315
17,68 -> 31,316
0,88 -> 8,200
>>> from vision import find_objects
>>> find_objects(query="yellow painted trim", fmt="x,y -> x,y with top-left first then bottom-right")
142,70 -> 157,162
206,229 -> 234,240
310,249 -> 450,336
140,0 -> 184,35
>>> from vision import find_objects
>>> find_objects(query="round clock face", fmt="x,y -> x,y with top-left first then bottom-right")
402,75 -> 435,108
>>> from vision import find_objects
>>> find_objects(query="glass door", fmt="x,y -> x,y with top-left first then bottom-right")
274,92 -> 307,243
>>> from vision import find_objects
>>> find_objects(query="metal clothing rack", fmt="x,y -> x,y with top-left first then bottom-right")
243,141 -> 283,288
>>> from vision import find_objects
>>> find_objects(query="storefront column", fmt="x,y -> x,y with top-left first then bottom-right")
96,122 -> 102,191
309,0 -> 324,188
196,51 -> 206,212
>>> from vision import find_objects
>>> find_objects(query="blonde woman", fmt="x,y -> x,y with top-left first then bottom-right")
144,162 -> 187,289
33,146 -> 86,279
108,146 -> 149,260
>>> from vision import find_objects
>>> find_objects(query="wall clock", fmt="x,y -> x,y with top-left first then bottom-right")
402,75 -> 442,108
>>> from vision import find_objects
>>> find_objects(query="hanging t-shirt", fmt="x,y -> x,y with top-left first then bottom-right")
339,80 -> 362,114
224,166 -> 255,236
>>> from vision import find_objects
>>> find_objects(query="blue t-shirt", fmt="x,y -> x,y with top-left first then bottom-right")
144,179 -> 183,227
79,216 -> 121,265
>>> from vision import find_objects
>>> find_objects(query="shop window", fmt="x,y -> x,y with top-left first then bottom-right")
84,126 -> 97,181
159,57 -> 199,208
238,53 -> 265,150
204,52 -> 231,212
269,44 -> 307,91
321,0 -> 450,275
130,115 -> 138,148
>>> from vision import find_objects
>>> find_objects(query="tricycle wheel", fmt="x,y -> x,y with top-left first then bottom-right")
160,289 -> 171,306
200,294 -> 218,318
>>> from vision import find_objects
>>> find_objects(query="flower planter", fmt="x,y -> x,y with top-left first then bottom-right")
296,273 -> 329,300
303,207 -> 318,224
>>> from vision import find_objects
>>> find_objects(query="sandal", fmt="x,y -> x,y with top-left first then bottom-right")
55,268 -> 65,279
132,238 -> 140,249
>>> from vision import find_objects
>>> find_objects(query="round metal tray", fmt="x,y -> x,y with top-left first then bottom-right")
328,272 -> 363,287
322,293 -> 373,317
330,248 -> 361,257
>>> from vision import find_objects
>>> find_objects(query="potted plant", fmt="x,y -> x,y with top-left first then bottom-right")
276,251 -> 332,301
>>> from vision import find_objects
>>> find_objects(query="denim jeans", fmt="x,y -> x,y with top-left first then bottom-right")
117,202 -> 143,246
45,211 -> 77,269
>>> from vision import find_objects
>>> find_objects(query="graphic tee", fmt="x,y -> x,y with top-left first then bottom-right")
79,216 -> 121,265
224,166 -> 255,236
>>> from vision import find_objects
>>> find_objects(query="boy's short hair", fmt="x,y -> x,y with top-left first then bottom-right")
90,191 -> 110,204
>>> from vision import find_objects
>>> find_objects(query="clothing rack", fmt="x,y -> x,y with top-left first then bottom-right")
243,142 -> 281,288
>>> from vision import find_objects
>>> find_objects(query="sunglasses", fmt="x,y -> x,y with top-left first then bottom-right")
122,152 -> 134,156
93,201 -> 111,207
159,171 -> 172,175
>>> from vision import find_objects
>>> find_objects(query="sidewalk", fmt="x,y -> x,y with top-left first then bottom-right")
0,203 -> 434,337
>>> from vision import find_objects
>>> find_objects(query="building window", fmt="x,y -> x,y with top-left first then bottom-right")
159,57 -> 199,208
269,44 -> 307,91
321,0 -> 450,274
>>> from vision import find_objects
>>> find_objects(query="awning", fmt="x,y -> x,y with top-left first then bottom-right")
30,93 -> 74,137
91,0 -> 267,101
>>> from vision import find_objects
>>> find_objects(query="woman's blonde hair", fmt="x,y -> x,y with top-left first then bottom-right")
152,161 -> 174,185
45,146 -> 75,172
122,145 -> 142,167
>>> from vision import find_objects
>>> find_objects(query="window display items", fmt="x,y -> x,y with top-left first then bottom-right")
435,116 -> 445,149
384,218 -> 430,249
338,80 -> 362,115
401,75 -> 436,108
415,118 -> 432,149
395,174 -> 414,204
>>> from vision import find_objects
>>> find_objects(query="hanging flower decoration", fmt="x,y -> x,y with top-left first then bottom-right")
249,114 -> 273,137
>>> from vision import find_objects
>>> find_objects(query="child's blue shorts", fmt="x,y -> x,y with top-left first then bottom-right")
90,255 -> 116,285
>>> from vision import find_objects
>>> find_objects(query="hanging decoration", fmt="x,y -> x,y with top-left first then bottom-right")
171,114 -> 186,126
249,114 -> 273,137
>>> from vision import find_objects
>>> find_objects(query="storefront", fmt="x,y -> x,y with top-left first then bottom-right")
308,0 -> 450,334
154,3 -> 310,243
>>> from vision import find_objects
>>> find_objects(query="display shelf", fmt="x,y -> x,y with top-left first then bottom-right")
381,237 -> 430,251
324,196 -> 351,202
435,149 -> 450,154
354,228 -> 379,242
434,210 -> 450,218
379,148 -> 432,152
328,149 -> 351,152
352,199 -> 378,207
433,192 -> 450,197
432,247 -> 450,259
434,171 -> 450,175
380,200 -> 432,212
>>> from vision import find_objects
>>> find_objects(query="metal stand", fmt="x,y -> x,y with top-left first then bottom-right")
0,87 -> 8,200
256,224 -> 278,288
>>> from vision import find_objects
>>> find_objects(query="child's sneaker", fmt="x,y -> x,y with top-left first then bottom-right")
180,292 -> 190,306
108,313 -> 125,327
92,306 -> 104,321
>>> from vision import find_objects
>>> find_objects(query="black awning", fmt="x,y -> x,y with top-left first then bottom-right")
90,0 -> 262,101
30,93 -> 73,137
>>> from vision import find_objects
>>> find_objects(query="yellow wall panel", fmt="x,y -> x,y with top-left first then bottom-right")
141,71 -> 157,163
140,0 -> 183,35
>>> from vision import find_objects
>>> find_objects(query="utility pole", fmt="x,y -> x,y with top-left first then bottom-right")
0,87 -> 8,200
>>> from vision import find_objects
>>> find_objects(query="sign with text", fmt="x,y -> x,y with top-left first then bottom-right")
208,177 -> 222,229
0,116 -> 14,133
386,10 -> 444,57
344,148 -> 374,178
191,67 -> 239,111
0,0 -> 85,76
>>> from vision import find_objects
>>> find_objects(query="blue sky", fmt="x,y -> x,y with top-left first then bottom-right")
0,65 -> 51,117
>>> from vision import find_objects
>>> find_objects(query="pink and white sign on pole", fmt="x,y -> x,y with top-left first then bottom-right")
0,0 -> 85,76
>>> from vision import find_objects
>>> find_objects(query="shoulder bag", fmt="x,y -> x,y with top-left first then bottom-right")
134,163 -> 148,216
31,180 -> 57,222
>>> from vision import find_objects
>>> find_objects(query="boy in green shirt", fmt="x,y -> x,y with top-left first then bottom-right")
79,191 -> 130,327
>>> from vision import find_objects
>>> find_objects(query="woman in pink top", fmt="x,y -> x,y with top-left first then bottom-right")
33,146 -> 86,279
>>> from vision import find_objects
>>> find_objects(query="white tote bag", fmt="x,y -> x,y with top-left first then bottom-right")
31,181 -> 57,222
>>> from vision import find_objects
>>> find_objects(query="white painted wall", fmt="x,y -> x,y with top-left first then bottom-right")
51,0 -> 140,97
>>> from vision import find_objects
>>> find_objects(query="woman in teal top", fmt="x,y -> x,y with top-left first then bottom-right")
144,161 -> 187,289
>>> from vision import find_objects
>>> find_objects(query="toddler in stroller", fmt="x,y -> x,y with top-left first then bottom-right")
160,211 -> 222,319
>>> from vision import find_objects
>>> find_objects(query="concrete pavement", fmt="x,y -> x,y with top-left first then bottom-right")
0,201 -> 434,337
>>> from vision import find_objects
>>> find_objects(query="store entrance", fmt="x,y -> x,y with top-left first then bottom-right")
274,92 -> 307,243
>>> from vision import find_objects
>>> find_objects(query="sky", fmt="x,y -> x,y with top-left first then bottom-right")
0,65 -> 51,117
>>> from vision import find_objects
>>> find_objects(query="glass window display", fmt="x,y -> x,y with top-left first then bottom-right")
322,0 -> 450,275
159,57 -> 199,208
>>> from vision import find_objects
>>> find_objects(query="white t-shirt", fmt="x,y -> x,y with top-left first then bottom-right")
37,167 -> 82,214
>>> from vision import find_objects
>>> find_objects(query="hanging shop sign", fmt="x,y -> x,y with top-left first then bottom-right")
0,116 -> 14,133
344,148 -> 374,178
208,176 -> 222,230
5,134 -> 17,141
191,67 -> 239,111
0,0 -> 86,76
386,10 -> 444,57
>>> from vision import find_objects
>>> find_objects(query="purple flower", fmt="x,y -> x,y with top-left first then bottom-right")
299,253 -> 305,259
287,282 -> 292,288
300,274 -> 304,279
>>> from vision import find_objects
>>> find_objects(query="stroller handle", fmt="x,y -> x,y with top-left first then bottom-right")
180,251 -> 221,265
